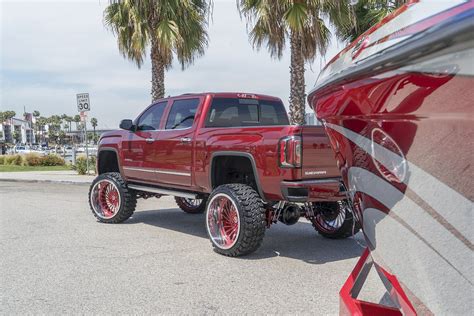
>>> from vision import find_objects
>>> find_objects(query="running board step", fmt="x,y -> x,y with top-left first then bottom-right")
128,184 -> 197,199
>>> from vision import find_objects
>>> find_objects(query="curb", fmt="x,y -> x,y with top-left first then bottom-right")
0,178 -> 91,185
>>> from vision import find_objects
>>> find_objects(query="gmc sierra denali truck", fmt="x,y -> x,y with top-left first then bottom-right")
89,92 -> 359,256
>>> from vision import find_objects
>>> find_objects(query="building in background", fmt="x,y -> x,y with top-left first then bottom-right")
0,124 -> 4,142
0,115 -> 35,145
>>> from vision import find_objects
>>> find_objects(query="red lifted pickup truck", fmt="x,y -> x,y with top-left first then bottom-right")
89,92 -> 359,256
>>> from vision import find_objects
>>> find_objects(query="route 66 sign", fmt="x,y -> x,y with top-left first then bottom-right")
76,93 -> 90,112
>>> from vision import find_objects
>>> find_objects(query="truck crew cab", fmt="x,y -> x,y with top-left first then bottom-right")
89,92 -> 359,256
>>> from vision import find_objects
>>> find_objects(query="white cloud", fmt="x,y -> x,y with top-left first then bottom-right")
1,0 -> 343,128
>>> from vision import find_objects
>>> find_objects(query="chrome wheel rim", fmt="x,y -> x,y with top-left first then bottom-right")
314,201 -> 346,233
90,179 -> 121,220
206,193 -> 240,250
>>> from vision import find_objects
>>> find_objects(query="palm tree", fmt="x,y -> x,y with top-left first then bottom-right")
2,111 -> 16,144
72,115 -> 81,144
90,118 -> 98,144
73,115 -> 81,130
3,111 -> 16,122
36,117 -> 47,143
238,0 -> 352,125
104,0 -> 211,102
47,115 -> 62,144
32,111 -> 41,143
341,0 -> 407,41
12,131 -> 20,144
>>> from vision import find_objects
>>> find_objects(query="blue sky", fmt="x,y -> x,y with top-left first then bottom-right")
1,0 -> 344,128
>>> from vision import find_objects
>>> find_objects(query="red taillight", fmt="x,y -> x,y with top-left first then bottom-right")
279,136 -> 302,168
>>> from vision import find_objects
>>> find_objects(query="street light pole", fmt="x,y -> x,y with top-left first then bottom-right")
84,117 -> 89,174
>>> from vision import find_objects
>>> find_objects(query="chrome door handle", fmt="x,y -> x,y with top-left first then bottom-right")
180,137 -> 192,143
145,138 -> 155,144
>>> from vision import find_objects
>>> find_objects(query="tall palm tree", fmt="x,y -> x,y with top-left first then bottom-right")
36,117 -> 47,143
32,110 -> 41,143
73,115 -> 82,144
48,115 -> 62,144
90,118 -> 98,144
341,0 -> 407,42
238,0 -> 352,125
73,115 -> 81,130
104,0 -> 211,102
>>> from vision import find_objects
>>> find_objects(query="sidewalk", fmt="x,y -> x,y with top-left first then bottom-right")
0,171 -> 93,185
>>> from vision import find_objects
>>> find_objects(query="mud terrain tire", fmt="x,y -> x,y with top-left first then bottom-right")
89,172 -> 137,223
310,201 -> 360,239
175,197 -> 207,214
205,184 -> 266,257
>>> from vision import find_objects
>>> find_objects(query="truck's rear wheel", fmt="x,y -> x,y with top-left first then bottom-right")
175,197 -> 207,214
89,172 -> 137,223
205,184 -> 266,257
309,201 -> 360,239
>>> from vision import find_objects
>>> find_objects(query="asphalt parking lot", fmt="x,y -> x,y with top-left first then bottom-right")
1,182 -> 383,314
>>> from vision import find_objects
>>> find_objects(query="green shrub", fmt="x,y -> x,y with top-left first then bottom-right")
0,155 -> 5,165
8,154 -> 23,166
24,153 -> 42,166
74,155 -> 96,175
5,156 -> 15,165
40,154 -> 65,166
4,155 -> 23,166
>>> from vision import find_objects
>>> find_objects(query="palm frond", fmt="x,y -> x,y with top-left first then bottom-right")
104,0 -> 210,69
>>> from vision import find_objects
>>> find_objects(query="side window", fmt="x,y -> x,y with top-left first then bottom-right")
260,102 -> 288,125
137,102 -> 167,131
205,98 -> 289,127
165,98 -> 200,130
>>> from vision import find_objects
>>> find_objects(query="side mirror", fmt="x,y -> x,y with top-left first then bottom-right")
119,119 -> 135,131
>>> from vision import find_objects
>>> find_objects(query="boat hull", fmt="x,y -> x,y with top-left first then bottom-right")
308,1 -> 473,314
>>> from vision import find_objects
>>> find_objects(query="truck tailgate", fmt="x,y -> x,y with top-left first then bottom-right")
300,126 -> 340,179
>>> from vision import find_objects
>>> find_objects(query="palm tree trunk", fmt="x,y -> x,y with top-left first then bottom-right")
151,41 -> 165,102
289,31 -> 306,125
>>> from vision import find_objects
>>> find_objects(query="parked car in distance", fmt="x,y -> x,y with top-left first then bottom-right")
63,146 -> 73,155
308,1 -> 473,315
14,145 -> 31,154
89,92 -> 359,256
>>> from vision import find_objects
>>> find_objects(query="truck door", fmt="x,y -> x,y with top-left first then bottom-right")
122,101 -> 167,183
152,98 -> 201,187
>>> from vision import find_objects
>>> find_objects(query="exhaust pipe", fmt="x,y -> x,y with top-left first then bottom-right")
279,204 -> 302,225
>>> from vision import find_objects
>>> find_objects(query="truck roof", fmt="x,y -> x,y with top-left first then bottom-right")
175,92 -> 282,102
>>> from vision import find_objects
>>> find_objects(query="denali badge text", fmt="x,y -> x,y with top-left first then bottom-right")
305,170 -> 327,176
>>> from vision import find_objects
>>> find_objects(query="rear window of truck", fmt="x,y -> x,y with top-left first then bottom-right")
205,98 -> 289,127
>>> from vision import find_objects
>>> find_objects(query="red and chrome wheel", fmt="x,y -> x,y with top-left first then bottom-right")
175,196 -> 207,214
205,184 -> 266,256
90,179 -> 121,220
88,172 -> 137,223
309,201 -> 360,239
206,193 -> 240,249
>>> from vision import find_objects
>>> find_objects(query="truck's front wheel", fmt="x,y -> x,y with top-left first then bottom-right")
89,172 -> 137,223
205,184 -> 266,257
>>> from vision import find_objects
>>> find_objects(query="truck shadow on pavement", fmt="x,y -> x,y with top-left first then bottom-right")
127,208 -> 365,264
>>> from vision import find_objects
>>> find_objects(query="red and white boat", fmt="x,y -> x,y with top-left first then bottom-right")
308,1 -> 473,314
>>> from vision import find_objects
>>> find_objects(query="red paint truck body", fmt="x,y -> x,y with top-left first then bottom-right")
90,93 -> 359,256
